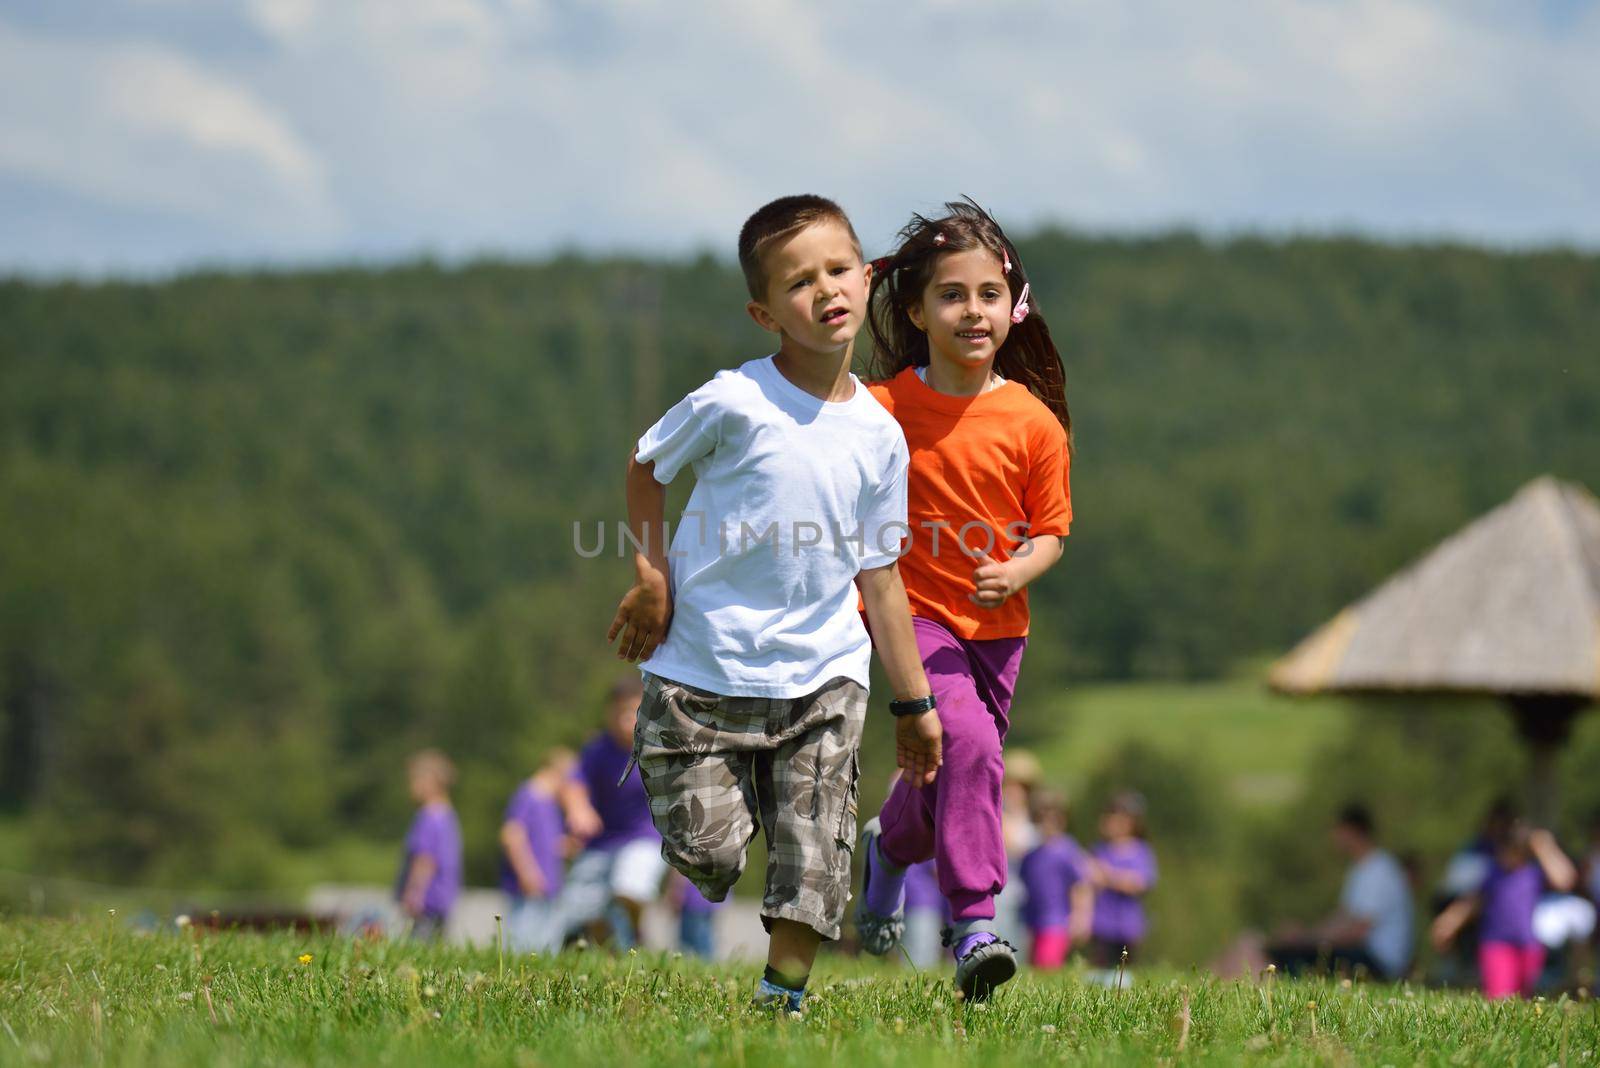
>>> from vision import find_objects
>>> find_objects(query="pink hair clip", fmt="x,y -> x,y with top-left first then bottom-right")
1010,282 -> 1031,324
932,232 -> 947,246
1003,252 -> 1013,273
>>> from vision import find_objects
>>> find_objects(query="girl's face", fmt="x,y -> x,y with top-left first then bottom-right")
1101,810 -> 1135,840
1495,842 -> 1529,869
908,248 -> 1013,371
408,767 -> 437,804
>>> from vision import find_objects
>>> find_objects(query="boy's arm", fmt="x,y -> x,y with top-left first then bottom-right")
856,562 -> 941,786
557,777 -> 604,841
970,535 -> 1064,608
401,854 -> 436,916
608,448 -> 674,662
499,820 -> 546,898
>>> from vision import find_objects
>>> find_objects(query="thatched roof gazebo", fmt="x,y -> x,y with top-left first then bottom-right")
1270,476 -> 1600,823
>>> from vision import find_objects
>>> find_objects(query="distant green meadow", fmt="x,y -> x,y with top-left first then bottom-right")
2,919 -> 1594,1067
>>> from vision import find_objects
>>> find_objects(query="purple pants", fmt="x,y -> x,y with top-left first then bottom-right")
877,617 -> 1026,921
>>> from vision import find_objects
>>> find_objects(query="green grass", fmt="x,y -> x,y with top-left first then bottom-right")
1026,674 -> 1356,806
2,919 -> 1593,1067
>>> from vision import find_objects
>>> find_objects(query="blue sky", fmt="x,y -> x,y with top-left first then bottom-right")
2,0 -> 1598,275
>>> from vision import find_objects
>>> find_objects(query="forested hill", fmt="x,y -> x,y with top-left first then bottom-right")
2,233 -> 1597,887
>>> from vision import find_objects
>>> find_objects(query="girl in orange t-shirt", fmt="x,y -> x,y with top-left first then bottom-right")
856,199 -> 1072,1000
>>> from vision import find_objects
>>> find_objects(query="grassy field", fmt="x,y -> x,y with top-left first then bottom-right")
1,919 -> 1594,1067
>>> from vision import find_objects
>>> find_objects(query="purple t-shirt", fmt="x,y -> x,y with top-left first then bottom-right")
576,733 -> 658,851
499,782 -> 565,899
680,878 -> 723,915
1020,835 -> 1090,931
397,802 -> 462,918
1480,860 -> 1543,946
1091,838 -> 1157,945
905,859 -> 944,915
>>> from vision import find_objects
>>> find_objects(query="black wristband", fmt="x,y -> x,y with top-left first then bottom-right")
889,694 -> 937,717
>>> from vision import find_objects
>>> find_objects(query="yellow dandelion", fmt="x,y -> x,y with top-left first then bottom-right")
298,953 -> 314,965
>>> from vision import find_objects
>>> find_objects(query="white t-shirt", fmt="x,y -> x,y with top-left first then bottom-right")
634,355 -> 909,698
1339,849 -> 1414,978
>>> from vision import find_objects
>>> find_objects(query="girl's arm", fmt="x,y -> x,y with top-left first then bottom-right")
1100,862 -> 1152,896
857,562 -> 941,786
970,535 -> 1064,608
499,820 -> 546,898
608,448 -> 673,662
401,854 -> 437,916
1530,829 -> 1579,893
1069,878 -> 1096,943
1430,894 -> 1479,951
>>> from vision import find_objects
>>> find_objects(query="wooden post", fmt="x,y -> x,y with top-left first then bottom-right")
1505,696 -> 1587,828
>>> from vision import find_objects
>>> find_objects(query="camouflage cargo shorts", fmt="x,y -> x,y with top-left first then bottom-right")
633,672 -> 866,940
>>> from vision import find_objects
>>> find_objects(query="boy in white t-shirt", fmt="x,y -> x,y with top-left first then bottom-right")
608,195 -> 943,1012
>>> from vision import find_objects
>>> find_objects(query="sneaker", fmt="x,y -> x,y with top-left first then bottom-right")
753,978 -> 805,1014
950,932 -> 1017,1002
854,817 -> 905,957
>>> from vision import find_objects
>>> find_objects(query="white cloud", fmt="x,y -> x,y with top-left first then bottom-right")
0,18 -> 338,245
3,0 -> 1598,273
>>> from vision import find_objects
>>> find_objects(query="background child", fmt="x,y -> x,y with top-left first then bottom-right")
552,677 -> 665,950
902,859 -> 948,968
1586,812 -> 1600,908
608,194 -> 940,1013
994,749 -> 1043,950
1019,789 -> 1094,970
1089,791 -> 1158,970
1432,821 -> 1577,999
395,748 -> 462,941
499,745 -> 575,953
855,198 -> 1073,1001
673,871 -> 722,959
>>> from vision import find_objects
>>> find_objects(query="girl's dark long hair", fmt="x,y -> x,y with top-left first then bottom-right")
866,197 -> 1071,446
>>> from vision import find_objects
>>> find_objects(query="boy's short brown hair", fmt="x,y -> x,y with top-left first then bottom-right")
737,194 -> 863,300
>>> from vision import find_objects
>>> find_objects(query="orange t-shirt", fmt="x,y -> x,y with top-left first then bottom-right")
870,367 -> 1072,640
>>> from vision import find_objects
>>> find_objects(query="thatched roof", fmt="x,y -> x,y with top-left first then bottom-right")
1270,476 -> 1600,699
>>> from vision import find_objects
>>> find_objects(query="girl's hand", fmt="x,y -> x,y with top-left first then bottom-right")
608,559 -> 673,660
968,551 -> 1019,608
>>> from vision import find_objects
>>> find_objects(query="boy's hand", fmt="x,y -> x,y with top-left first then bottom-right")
608,561 -> 672,661
968,551 -> 1019,609
894,709 -> 942,786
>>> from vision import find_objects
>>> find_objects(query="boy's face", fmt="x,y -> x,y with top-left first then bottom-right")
746,220 -> 870,356
606,697 -> 637,746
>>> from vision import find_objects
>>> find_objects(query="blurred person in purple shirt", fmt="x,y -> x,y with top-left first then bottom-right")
902,860 -> 948,968
500,746 -> 577,953
1433,821 -> 1577,999
552,677 -> 667,949
1019,790 -> 1094,969
1089,791 -> 1158,967
672,870 -> 723,958
1585,811 -> 1600,909
396,749 -> 463,940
